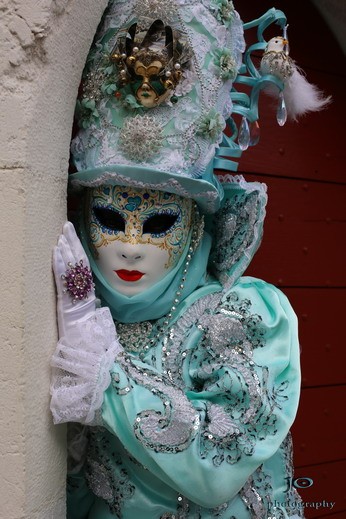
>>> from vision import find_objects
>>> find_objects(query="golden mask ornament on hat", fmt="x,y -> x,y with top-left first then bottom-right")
110,19 -> 190,108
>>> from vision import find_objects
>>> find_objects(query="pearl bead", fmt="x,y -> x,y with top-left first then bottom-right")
174,63 -> 181,70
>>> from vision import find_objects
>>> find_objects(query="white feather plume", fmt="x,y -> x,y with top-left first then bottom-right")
282,66 -> 331,120
260,36 -> 331,121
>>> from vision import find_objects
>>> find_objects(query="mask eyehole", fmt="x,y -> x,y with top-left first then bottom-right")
143,213 -> 178,236
93,206 -> 126,233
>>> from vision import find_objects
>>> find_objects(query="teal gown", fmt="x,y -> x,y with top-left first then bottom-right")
51,180 -> 304,519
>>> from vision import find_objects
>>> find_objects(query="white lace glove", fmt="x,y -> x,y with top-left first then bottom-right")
53,221 -> 96,342
51,221 -> 123,424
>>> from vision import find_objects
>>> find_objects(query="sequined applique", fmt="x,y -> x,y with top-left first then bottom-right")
240,465 -> 287,519
240,468 -> 271,518
219,291 -> 266,349
117,320 -> 154,352
280,433 -> 305,518
162,292 -> 223,388
210,502 -> 232,517
85,427 -> 135,516
161,497 -> 232,519
110,357 -> 133,395
117,354 -> 199,453
194,292 -> 288,465
176,495 -> 190,518
112,289 -> 289,465
210,194 -> 256,271
209,188 -> 266,288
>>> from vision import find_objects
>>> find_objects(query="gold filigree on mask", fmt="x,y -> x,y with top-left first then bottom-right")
86,186 -> 193,270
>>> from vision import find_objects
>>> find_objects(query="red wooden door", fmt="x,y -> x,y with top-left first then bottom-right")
235,1 -> 346,517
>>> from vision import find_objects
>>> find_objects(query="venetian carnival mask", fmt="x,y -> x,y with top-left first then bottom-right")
86,186 -> 193,296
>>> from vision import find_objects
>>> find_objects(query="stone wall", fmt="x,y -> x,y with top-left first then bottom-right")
0,2 -> 107,517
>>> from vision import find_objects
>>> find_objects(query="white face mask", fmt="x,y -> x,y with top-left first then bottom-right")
86,185 -> 193,296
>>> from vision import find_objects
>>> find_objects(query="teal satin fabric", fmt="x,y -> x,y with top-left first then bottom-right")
67,277 -> 302,519
101,279 -> 301,507
66,179 -> 302,518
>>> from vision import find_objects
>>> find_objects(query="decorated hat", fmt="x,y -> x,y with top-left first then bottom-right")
69,1 -> 301,212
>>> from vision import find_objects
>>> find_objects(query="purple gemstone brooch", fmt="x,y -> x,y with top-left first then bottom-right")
61,260 -> 94,303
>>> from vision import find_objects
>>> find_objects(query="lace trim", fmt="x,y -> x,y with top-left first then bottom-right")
50,307 -> 123,425
210,176 -> 268,289
71,172 -> 219,213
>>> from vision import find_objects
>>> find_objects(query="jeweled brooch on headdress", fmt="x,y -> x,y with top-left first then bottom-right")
82,17 -> 192,112
110,19 -> 191,108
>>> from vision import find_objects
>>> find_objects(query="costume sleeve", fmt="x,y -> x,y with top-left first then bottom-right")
50,306 -> 123,425
100,278 -> 301,508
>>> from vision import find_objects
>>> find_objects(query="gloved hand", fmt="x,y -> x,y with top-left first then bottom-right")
53,221 -> 96,341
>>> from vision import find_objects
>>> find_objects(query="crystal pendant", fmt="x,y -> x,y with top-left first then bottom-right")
238,116 -> 250,150
283,24 -> 290,56
249,120 -> 260,146
277,92 -> 287,126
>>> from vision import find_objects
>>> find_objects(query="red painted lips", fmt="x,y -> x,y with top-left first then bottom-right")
115,270 -> 144,282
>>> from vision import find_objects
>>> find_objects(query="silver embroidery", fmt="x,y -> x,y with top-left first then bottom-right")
207,404 -> 238,437
163,292 -> 223,389
194,292 -> 288,465
118,355 -> 199,452
111,290 -> 288,467
208,186 -> 267,289
280,433 -> 305,518
85,427 -> 135,516
117,321 -> 154,352
240,464 -> 290,519
111,355 -> 133,395
240,476 -> 267,518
